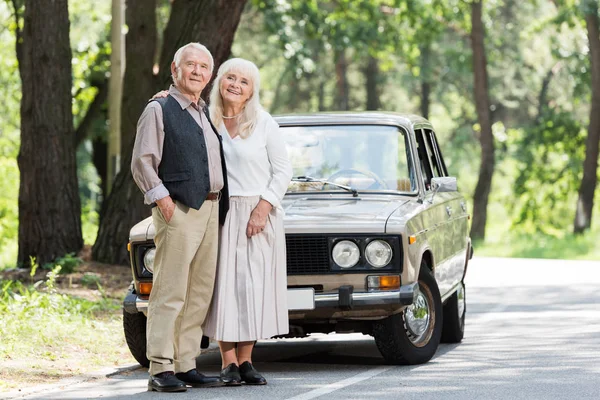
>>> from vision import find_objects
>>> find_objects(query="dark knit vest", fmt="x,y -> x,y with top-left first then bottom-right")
153,96 -> 229,224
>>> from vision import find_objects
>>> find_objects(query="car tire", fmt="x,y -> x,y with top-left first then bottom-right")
123,309 -> 150,368
373,262 -> 443,365
441,281 -> 466,343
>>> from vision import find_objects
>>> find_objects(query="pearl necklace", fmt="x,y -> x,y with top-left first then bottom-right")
222,112 -> 242,119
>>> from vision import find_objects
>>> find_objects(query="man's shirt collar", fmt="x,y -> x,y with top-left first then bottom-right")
168,84 -> 206,110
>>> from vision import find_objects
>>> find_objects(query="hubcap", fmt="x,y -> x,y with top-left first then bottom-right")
404,285 -> 432,345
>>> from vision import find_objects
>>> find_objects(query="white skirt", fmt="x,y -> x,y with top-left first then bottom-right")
203,196 -> 289,342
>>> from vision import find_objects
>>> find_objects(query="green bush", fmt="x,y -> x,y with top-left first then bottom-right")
81,272 -> 101,288
42,252 -> 83,274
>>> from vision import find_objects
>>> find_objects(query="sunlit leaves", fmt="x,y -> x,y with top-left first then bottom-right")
511,108 -> 585,233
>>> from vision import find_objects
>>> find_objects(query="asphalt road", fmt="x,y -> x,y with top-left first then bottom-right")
6,257 -> 600,400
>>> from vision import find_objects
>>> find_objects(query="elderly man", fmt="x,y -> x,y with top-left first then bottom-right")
131,42 -> 229,393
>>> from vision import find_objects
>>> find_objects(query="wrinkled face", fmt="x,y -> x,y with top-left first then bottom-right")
219,70 -> 253,108
171,47 -> 212,97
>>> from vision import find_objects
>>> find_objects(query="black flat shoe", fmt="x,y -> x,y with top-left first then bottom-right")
148,371 -> 187,392
220,363 -> 242,386
239,361 -> 267,385
175,369 -> 223,388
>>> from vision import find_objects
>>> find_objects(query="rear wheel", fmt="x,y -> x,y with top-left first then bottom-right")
441,281 -> 466,343
373,262 -> 443,365
123,309 -> 149,368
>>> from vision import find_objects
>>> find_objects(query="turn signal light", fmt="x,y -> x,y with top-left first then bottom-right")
139,282 -> 153,295
408,235 -> 417,245
127,242 -> 131,252
367,275 -> 401,290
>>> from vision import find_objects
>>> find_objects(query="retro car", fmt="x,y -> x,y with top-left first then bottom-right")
123,112 -> 472,366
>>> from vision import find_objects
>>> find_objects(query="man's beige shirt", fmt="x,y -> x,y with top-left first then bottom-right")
131,85 -> 224,205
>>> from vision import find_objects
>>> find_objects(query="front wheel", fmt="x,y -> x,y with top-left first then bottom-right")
123,309 -> 150,368
373,263 -> 443,365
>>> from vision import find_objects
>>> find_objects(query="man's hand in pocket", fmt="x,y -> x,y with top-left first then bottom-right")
156,196 -> 176,223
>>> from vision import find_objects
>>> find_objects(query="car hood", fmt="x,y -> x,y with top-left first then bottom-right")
128,195 -> 415,242
129,216 -> 154,242
282,195 -> 410,233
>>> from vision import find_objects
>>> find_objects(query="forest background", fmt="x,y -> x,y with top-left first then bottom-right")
1,0 -> 599,270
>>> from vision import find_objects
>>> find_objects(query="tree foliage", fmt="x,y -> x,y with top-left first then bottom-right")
1,0 -> 600,268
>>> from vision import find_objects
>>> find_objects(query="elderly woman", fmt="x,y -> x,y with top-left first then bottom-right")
203,57 -> 292,385
153,57 -> 292,385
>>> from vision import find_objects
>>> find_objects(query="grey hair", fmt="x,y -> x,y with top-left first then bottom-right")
171,42 -> 214,83
209,58 -> 262,139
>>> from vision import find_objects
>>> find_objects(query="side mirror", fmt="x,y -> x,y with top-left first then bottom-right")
431,177 -> 458,193
428,177 -> 458,203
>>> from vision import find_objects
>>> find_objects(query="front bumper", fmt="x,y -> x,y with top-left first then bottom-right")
312,283 -> 418,308
123,282 -> 418,314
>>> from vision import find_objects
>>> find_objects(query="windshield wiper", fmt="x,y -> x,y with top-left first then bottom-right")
291,176 -> 358,197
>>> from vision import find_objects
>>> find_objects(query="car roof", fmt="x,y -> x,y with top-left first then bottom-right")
273,111 -> 432,130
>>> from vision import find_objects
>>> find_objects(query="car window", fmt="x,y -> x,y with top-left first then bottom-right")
415,128 -> 434,190
282,125 -> 416,193
425,129 -> 448,176
420,129 -> 443,179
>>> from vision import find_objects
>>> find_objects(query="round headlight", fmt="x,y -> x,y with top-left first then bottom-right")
365,240 -> 392,268
143,248 -> 156,273
332,240 -> 360,268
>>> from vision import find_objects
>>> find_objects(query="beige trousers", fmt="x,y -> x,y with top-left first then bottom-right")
146,199 -> 219,375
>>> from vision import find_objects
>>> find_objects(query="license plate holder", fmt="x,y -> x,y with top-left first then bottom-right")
287,288 -> 315,310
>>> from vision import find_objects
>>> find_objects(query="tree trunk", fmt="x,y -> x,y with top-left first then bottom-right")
270,62 -> 293,114
107,0 -> 125,194
364,56 -> 381,111
75,79 -> 109,148
92,0 -> 158,264
318,75 -> 326,111
16,0 -> 83,267
574,1 -> 600,233
93,0 -> 248,264
92,138 -> 108,202
157,0 -> 248,96
535,62 -> 561,124
469,0 -> 495,241
334,49 -> 350,111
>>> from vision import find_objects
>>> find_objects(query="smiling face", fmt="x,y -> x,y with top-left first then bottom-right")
171,47 -> 212,99
219,69 -> 254,108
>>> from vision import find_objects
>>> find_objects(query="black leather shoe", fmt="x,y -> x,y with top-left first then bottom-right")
220,363 -> 242,386
148,371 -> 187,392
175,369 -> 223,388
239,361 -> 267,385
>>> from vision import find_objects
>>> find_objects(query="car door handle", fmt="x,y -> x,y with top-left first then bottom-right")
446,206 -> 452,217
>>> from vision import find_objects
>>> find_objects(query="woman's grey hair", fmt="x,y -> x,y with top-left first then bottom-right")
171,42 -> 214,83
209,58 -> 262,139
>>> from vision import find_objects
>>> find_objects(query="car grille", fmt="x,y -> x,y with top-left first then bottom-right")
286,235 -> 330,275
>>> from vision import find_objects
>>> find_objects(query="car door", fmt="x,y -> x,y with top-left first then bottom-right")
415,127 -> 466,296
423,128 -> 469,294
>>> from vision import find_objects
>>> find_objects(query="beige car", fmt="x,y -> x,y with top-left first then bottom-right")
123,112 -> 472,366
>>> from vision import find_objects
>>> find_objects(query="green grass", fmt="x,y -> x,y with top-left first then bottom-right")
0,269 -> 135,391
473,189 -> 600,260
473,228 -> 600,260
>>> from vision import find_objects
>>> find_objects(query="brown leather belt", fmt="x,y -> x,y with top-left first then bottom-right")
206,191 -> 221,202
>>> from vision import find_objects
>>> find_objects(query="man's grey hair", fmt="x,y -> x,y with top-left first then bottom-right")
171,42 -> 214,83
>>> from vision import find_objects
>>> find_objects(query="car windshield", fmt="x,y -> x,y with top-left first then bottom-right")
282,124 -> 416,193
